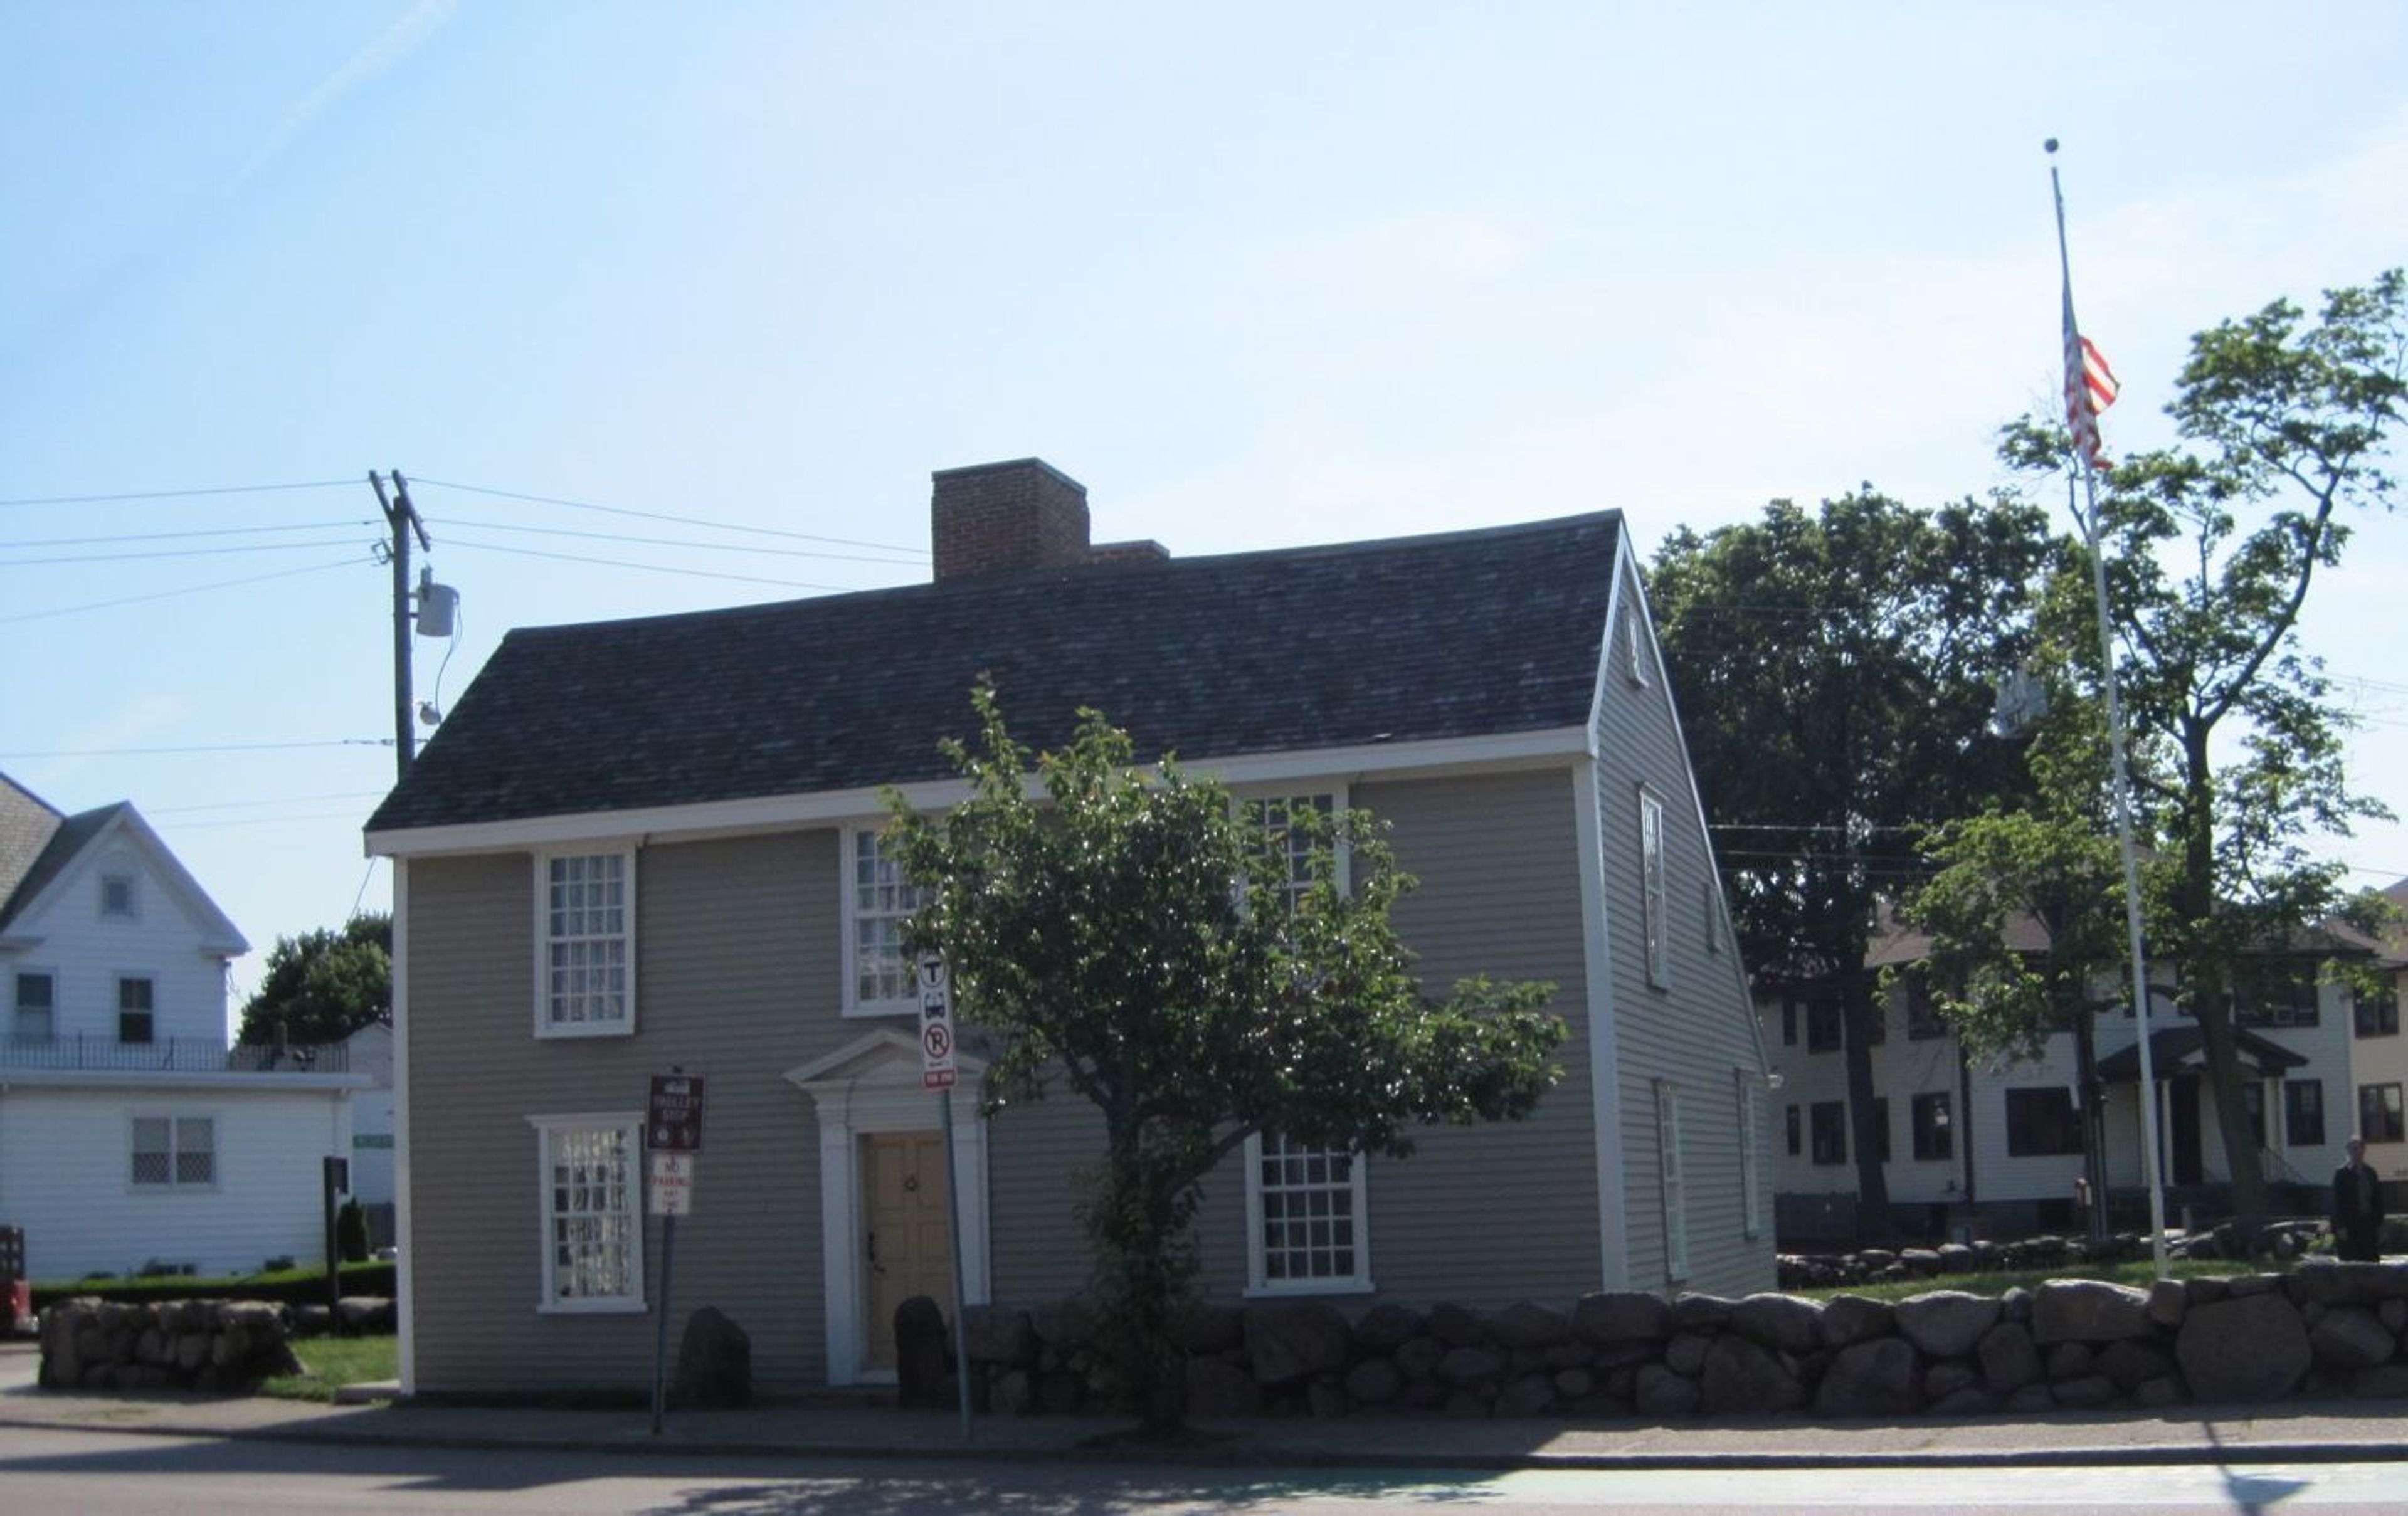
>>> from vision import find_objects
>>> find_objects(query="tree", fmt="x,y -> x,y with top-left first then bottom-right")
1650,490 -> 2057,1240
1995,268 -> 2405,1241
882,688 -> 1565,1432
235,913 -> 392,1047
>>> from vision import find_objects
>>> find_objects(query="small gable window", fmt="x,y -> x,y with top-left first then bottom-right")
101,873 -> 137,919
1639,791 -> 1669,989
1625,605 -> 1650,687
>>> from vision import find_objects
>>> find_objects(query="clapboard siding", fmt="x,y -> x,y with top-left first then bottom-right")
1596,554 -> 1776,1297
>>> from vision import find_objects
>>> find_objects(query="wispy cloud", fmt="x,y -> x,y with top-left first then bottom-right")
227,0 -> 462,194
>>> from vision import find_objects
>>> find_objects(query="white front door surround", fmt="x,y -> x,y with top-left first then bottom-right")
784,1030 -> 990,1386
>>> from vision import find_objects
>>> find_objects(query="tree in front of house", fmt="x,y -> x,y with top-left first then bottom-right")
1650,490 -> 2057,1240
882,687 -> 1566,1433
1992,267 -> 2405,1243
235,912 -> 391,1047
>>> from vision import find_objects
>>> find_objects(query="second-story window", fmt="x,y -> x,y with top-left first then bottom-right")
117,976 -> 155,1044
537,850 -> 634,1036
12,972 -> 54,1045
848,828 -> 931,1013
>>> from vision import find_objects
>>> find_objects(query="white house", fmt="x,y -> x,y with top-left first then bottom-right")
1,773 -> 367,1280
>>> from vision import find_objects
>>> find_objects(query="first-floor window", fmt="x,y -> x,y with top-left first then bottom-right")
1810,1100 -> 1847,1165
533,1115 -> 645,1308
1736,1072 -> 1761,1239
2004,1087 -> 2084,1157
2360,1084 -> 2406,1144
12,971 -> 53,1043
1785,1103 -> 1802,1156
1912,1091 -> 1953,1161
1247,1133 -> 1368,1293
2284,1080 -> 2326,1148
131,1116 -> 214,1187
1656,1080 -> 1687,1280
117,976 -> 155,1044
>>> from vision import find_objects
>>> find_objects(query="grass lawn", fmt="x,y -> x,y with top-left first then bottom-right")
261,1334 -> 398,1402
1795,1255 -> 2276,1303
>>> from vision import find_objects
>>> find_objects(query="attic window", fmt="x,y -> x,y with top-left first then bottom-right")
101,873 -> 137,919
1625,606 -> 1649,687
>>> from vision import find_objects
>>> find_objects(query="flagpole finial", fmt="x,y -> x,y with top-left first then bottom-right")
2045,137 -> 2060,154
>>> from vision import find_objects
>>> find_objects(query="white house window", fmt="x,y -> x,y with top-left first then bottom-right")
537,850 -> 633,1036
117,976 -> 156,1044
132,1116 -> 214,1188
12,971 -> 53,1044
1245,1132 -> 1370,1294
100,873 -> 137,919
847,828 -> 931,1013
1259,794 -> 1339,908
1735,1070 -> 1761,1239
1656,1079 -> 1687,1280
531,1113 -> 645,1309
1639,791 -> 1669,988
1625,605 -> 1650,687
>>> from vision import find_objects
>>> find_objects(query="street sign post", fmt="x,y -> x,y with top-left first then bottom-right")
645,1071 -> 704,1436
917,952 -> 974,1441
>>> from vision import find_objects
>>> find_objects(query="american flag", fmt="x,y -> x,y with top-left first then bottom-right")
2062,281 -> 2120,473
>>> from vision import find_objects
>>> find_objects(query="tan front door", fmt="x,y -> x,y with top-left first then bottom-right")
860,1131 -> 954,1372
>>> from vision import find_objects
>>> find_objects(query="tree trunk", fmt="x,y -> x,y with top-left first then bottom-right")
2177,722 -> 2267,1248
1841,962 -> 1891,1242
2071,996 -> 2109,1241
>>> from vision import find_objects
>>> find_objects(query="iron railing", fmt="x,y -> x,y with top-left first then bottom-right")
0,1034 -> 351,1074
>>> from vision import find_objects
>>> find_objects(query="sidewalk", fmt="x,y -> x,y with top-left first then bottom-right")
1,1343 -> 2403,1471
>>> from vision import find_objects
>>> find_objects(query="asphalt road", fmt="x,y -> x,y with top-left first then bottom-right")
5,1422 -> 2408,1514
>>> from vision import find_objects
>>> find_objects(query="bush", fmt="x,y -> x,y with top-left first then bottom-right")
31,1259 -> 396,1313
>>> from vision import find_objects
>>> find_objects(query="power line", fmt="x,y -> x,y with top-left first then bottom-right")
0,479 -> 356,508
1,537 -> 376,567
446,538 -> 864,591
0,739 -> 391,758
0,554 -> 372,625
145,789 -> 389,815
430,515 -> 924,567
0,520 -> 372,549
413,476 -> 927,557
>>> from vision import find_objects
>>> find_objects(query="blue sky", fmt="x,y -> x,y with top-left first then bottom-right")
4,2 -> 2404,1011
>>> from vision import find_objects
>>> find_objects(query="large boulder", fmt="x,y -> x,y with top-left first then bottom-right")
1814,1337 -> 1921,1418
1490,1300 -> 1570,1350
1894,1292 -> 2000,1361
1344,1356 -> 1402,1407
1699,1333 -> 1807,1416
1573,1291 -> 1676,1344
2308,1306 -> 2397,1371
892,1297 -> 951,1410
1439,1345 -> 1508,1387
1185,1356 -> 1262,1417
1729,1293 -> 1824,1355
1244,1300 -> 1351,1386
2032,1280 -> 2153,1344
2177,1292 -> 2311,1404
1977,1322 -> 2043,1395
1634,1363 -> 1701,1418
1817,1295 -> 1895,1349
963,1305 -> 1038,1367
1351,1302 -> 1426,1355
2286,1260 -> 2408,1309
672,1305 -> 752,1409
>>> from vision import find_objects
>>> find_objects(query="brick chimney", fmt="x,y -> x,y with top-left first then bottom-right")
931,458 -> 1093,581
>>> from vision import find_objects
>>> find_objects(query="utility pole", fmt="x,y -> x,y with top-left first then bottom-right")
370,471 -> 431,784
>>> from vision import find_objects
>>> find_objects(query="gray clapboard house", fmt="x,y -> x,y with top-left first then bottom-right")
363,458 -> 1773,1396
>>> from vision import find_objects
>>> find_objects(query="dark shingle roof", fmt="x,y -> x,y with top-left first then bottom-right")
0,784 -> 125,934
366,512 -> 1623,834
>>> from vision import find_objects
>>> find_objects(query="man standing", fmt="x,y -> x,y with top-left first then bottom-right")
2333,1135 -> 2386,1262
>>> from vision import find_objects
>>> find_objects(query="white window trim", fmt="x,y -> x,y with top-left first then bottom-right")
532,846 -> 637,1040
1656,1079 -> 1687,1282
1639,789 -> 1669,990
1243,1130 -> 1373,1297
130,1113 -> 216,1191
1735,1070 -> 1761,1240
528,1111 -> 647,1313
1625,606 -> 1650,687
11,967 -> 57,1045
116,972 -> 157,1044
842,824 -> 932,1018
100,870 -> 139,920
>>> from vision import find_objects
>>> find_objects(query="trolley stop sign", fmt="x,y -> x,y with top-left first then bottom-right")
917,953 -> 956,1090
647,1074 -> 705,1152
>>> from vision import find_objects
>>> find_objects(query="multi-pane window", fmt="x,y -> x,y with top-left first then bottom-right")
1735,1072 -> 1760,1238
2356,981 -> 2400,1038
12,971 -> 53,1044
541,851 -> 632,1034
1912,1091 -> 1953,1161
1810,1100 -> 1847,1164
2359,1083 -> 2405,1144
850,830 -> 931,1010
2284,1080 -> 2326,1148
1656,1080 -> 1687,1280
117,976 -> 155,1043
2005,1087 -> 2084,1157
2230,962 -> 2318,1028
1639,792 -> 1668,988
1804,992 -> 1842,1053
534,1115 -> 643,1307
131,1116 -> 214,1187
1260,795 -> 1338,912
1247,1132 -> 1368,1293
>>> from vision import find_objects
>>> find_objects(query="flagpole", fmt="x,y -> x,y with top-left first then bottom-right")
2047,139 -> 2169,1279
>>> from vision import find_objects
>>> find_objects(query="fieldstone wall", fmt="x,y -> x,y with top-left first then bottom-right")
39,1298 -> 307,1392
963,1260 -> 2408,1419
